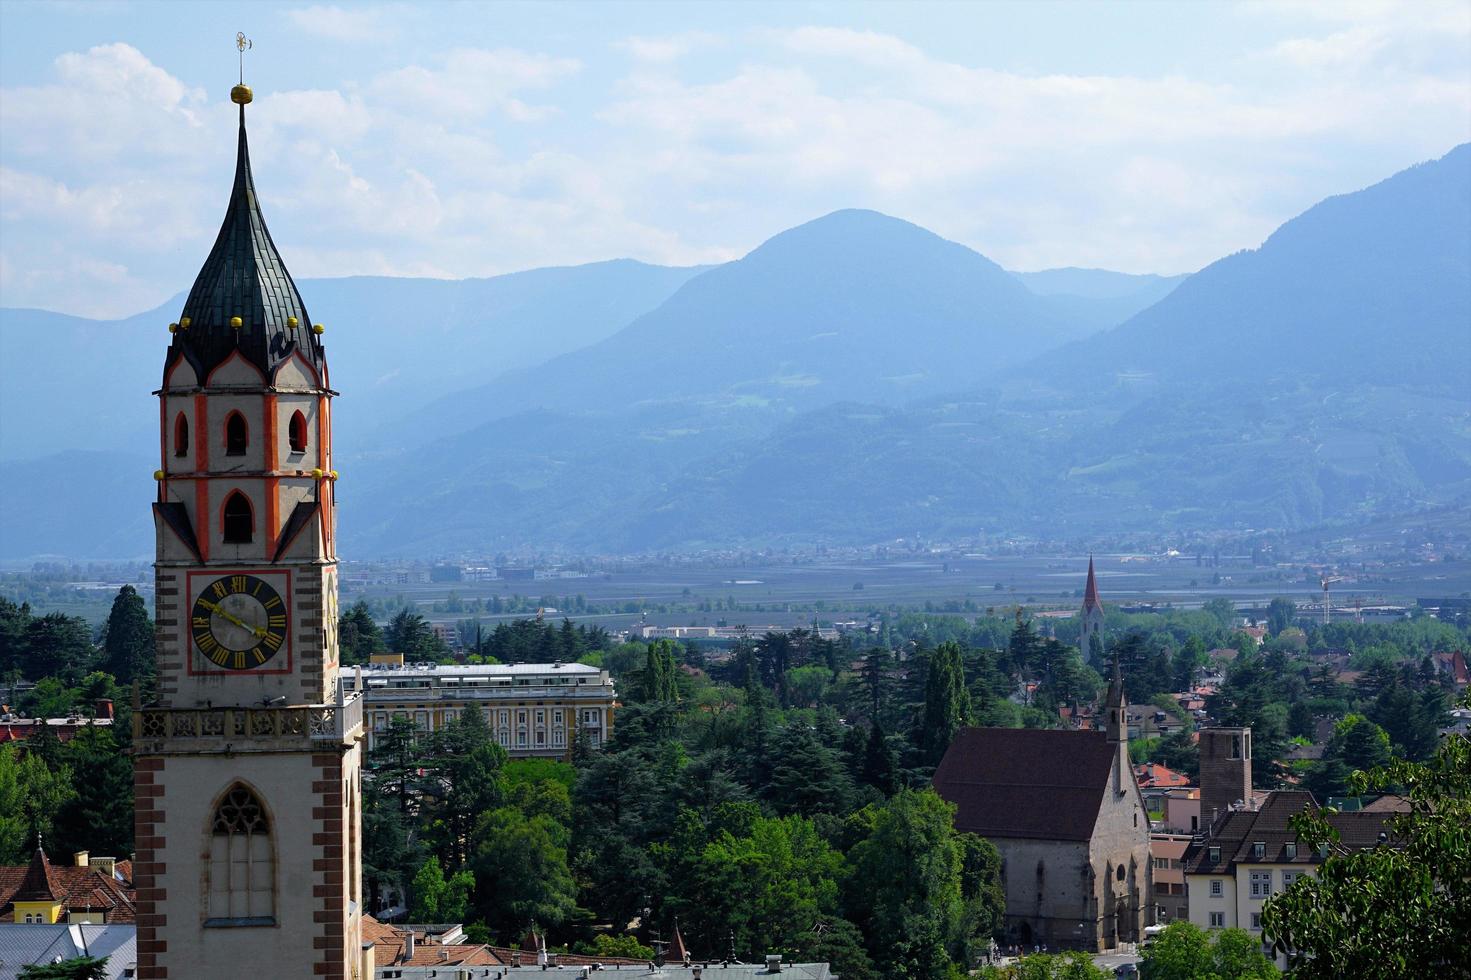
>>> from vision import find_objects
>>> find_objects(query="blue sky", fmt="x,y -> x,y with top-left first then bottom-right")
2,0 -> 1467,317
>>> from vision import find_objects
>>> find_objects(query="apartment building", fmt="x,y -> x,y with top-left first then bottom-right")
347,662 -> 616,758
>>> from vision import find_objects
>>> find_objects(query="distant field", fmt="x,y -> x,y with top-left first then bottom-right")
341,553 -> 1471,634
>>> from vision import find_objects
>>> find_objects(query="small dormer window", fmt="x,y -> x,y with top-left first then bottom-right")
225,412 -> 248,456
1208,846 -> 1221,864
288,410 -> 308,453
174,413 -> 190,458
1285,842 -> 1297,860
1253,841 -> 1265,860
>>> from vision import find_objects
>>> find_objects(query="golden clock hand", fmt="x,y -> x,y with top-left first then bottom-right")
199,598 -> 263,636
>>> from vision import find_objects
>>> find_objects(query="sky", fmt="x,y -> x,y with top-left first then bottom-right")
1,0 -> 1468,318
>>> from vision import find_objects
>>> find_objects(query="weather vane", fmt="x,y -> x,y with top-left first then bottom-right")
236,32 -> 252,85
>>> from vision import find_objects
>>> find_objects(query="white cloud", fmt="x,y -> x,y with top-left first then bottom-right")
285,5 -> 395,43
616,31 -> 719,63
370,47 -> 581,121
0,13 -> 1467,317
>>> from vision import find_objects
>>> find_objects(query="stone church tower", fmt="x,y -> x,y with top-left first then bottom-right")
133,80 -> 365,979
1080,556 -> 1105,664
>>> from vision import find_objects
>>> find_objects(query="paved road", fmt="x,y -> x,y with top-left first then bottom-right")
1092,948 -> 1143,974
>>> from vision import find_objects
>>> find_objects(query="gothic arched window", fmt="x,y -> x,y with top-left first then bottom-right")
174,413 -> 189,458
206,784 -> 275,924
288,410 -> 308,454
225,411 -> 248,456
222,491 -> 253,544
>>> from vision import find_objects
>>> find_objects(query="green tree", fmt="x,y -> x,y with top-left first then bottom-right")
1305,714 -> 1392,801
409,854 -> 473,922
339,600 -> 384,665
639,639 -> 680,703
860,722 -> 901,796
18,956 -> 110,980
919,641 -> 971,766
1,744 -> 75,856
979,951 -> 1109,979
427,707 -> 508,868
471,806 -> 577,938
51,723 -> 133,859
99,585 -> 153,687
665,811 -> 844,958
792,918 -> 880,980
765,722 -> 852,815
574,933 -> 655,960
22,612 -> 95,681
1140,921 -> 1277,979
1261,696 -> 1471,977
1266,598 -> 1296,636
844,789 -> 974,977
1203,597 -> 1236,628
385,609 -> 446,661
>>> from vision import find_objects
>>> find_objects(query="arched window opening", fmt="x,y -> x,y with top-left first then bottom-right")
174,413 -> 190,458
288,410 -> 308,454
206,784 -> 275,924
225,411 -> 248,456
222,491 -> 253,544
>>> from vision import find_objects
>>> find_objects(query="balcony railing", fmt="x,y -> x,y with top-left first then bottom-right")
135,686 -> 365,750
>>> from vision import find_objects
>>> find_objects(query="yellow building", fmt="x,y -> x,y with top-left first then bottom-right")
348,662 -> 616,757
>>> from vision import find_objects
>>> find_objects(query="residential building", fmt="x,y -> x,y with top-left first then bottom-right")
347,662 -> 616,757
0,848 -> 135,925
1182,791 -> 1402,949
135,81 -> 364,979
1149,833 -> 1191,925
933,659 -> 1152,951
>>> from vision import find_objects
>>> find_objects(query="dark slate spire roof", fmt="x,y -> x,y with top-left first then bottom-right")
169,101 -> 325,383
1083,555 -> 1102,612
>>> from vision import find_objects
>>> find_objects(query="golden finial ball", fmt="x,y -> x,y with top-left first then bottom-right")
231,84 -> 253,105
230,316 -> 243,329
313,323 -> 325,335
180,316 -> 191,328
287,316 -> 299,328
329,470 -> 339,480
311,468 -> 324,479
168,323 -> 178,334
153,470 -> 165,481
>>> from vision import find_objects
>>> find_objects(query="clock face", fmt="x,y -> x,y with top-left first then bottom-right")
191,572 -> 289,671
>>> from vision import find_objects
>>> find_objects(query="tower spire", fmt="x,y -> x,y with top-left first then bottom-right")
1083,554 -> 1101,611
167,63 -> 324,385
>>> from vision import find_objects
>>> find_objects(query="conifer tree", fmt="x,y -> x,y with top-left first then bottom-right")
100,585 -> 152,687
918,641 -> 971,766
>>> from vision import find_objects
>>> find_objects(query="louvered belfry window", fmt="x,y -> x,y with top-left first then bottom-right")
207,784 -> 275,923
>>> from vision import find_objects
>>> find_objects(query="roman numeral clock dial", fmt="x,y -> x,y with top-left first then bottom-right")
190,572 -> 289,671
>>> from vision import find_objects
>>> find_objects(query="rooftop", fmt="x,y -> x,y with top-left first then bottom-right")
932,727 -> 1119,841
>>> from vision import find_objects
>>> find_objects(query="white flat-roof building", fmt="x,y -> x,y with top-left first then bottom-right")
345,662 -> 616,757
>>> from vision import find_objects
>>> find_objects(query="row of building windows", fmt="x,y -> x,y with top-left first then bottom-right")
173,410 -> 310,459
1207,868 -> 1308,901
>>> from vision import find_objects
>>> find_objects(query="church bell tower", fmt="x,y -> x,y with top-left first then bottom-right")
133,74 -> 365,979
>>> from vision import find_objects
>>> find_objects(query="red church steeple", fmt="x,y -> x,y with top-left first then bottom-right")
1083,555 -> 1102,612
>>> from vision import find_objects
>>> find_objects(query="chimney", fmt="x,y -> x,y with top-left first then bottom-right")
766,953 -> 783,973
73,850 -> 89,868
1198,727 -> 1252,829
94,699 -> 114,720
403,931 -> 415,963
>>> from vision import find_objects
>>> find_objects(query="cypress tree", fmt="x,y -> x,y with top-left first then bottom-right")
918,641 -> 971,766
101,585 -> 153,686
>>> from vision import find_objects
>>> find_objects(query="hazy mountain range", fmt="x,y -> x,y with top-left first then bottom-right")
2,143 -> 1467,559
